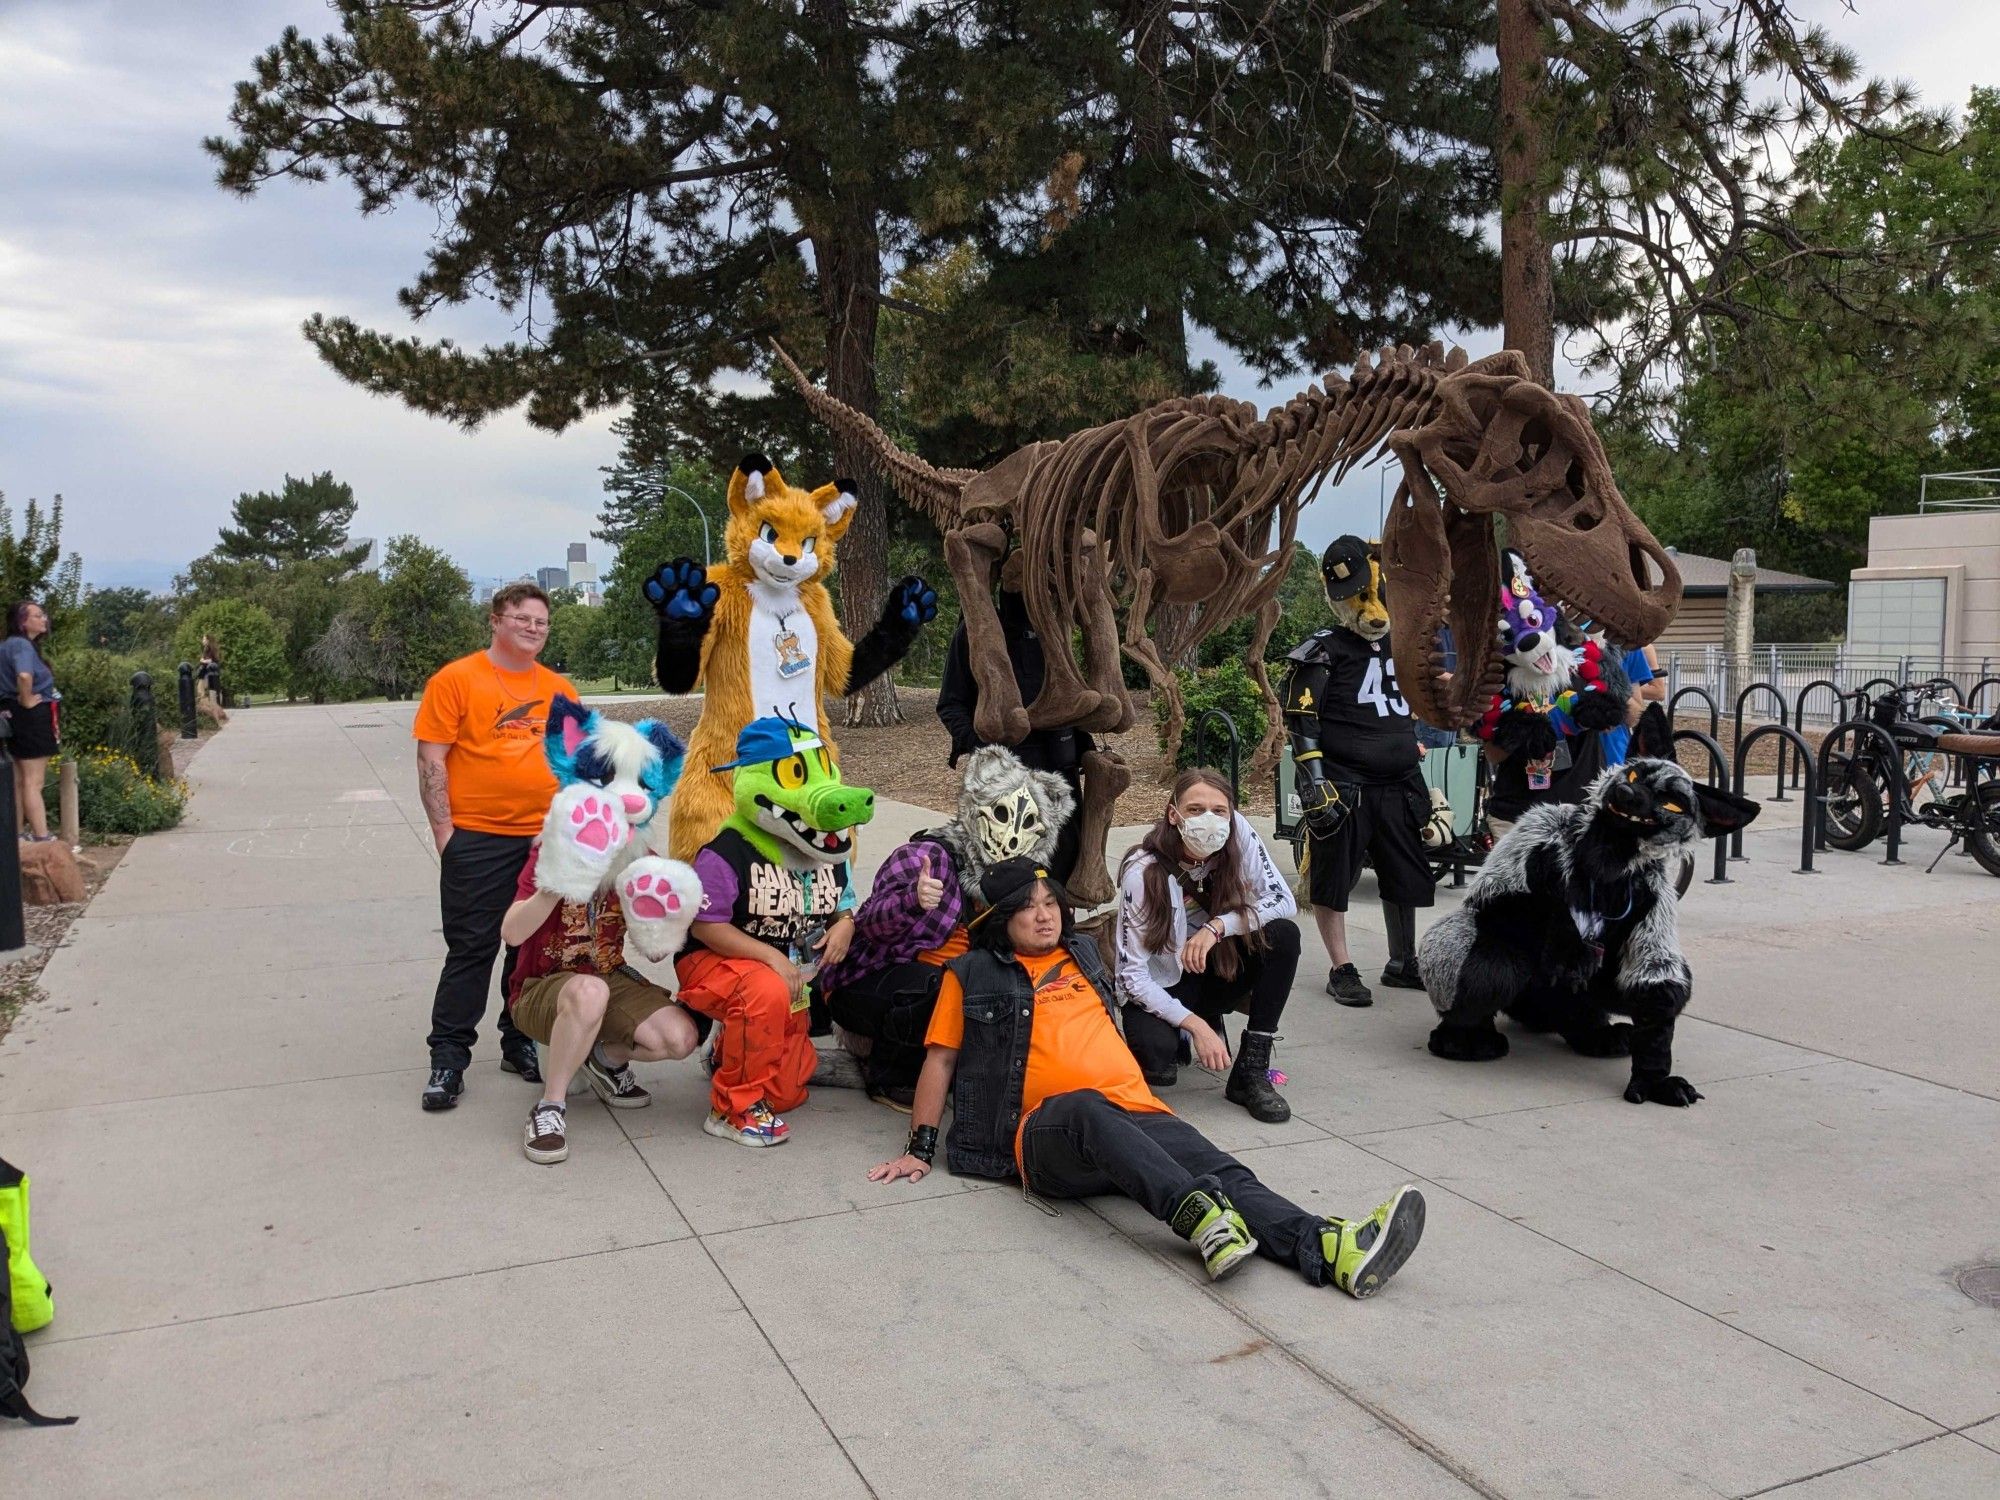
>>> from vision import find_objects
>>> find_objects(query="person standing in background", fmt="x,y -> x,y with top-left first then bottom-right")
411,583 -> 576,1112
2,602 -> 61,843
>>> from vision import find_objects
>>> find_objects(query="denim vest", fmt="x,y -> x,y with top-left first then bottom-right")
942,934 -> 1116,1181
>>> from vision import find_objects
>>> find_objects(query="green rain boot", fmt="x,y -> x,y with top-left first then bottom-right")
1170,1187 -> 1258,1282
1321,1185 -> 1427,1299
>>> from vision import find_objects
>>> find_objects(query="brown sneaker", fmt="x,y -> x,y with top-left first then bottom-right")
523,1101 -> 568,1165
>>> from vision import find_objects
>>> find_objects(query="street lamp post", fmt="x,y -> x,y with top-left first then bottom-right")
648,480 -> 713,567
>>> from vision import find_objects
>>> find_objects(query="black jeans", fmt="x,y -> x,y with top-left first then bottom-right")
427,828 -> 531,1070
824,960 -> 945,1087
1122,917 -> 1300,1077
1020,1090 -> 1330,1284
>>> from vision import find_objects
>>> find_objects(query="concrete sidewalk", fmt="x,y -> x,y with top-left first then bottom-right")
4,702 -> 1997,1498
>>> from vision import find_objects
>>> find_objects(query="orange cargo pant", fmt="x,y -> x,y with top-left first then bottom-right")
674,949 -> 815,1123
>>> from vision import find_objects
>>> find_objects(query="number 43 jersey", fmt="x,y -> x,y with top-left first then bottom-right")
1281,627 -> 1422,785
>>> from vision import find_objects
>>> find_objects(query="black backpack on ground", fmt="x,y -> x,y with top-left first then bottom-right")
1,1221 -> 75,1426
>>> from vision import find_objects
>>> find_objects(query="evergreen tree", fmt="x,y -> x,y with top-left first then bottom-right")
214,471 -> 370,571
0,492 -> 84,624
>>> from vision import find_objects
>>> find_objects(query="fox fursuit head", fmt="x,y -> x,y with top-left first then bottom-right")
1418,758 -> 1759,1106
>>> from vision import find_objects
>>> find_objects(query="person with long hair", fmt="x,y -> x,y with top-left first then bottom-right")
869,858 -> 1425,1300
3,601 -> 61,842
198,633 -> 224,709
1115,768 -> 1299,1122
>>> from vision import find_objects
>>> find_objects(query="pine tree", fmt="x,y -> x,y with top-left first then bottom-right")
214,472 -> 371,571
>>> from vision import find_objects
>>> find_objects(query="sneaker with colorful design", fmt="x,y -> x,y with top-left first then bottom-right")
702,1098 -> 790,1147
1171,1187 -> 1258,1281
1322,1185 -> 1426,1298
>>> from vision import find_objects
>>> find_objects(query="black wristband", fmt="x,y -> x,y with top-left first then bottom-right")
906,1124 -> 939,1164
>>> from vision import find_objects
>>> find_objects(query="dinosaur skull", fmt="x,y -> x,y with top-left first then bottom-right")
1383,355 -> 1680,728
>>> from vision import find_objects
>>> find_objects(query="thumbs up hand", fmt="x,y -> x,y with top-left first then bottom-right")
914,851 -> 946,912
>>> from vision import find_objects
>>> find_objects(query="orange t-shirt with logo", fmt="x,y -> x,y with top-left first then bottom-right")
925,946 -> 1169,1170
412,652 -> 577,836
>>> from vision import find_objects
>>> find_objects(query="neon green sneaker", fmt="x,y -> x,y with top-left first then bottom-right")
1171,1188 -> 1258,1282
1323,1185 -> 1426,1299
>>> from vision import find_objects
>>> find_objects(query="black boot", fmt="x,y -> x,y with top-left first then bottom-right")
1225,1029 -> 1291,1123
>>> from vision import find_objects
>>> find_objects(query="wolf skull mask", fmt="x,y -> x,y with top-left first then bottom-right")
935,746 -> 1076,895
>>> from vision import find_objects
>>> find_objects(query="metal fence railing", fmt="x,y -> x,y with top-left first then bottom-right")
1660,645 -> 2000,729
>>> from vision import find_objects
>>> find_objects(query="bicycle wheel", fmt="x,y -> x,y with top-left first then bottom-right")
1966,770 -> 2000,878
1822,753 -> 1885,851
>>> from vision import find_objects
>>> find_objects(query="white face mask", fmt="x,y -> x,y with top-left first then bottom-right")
1177,810 -> 1231,859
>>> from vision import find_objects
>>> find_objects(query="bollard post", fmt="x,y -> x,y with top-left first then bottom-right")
0,715 -> 23,954
130,671 -> 162,779
59,757 -> 79,848
177,662 -> 199,739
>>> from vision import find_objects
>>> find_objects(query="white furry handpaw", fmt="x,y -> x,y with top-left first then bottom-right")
619,855 -> 703,961
536,785 -> 634,900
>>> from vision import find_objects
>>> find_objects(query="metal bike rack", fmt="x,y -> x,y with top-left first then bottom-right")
1733,724 -> 1818,873
1791,679 -> 1848,791
1921,676 -> 1965,706
1817,720 -> 1907,866
1672,728 -> 1734,886
1971,677 -> 2000,716
1191,707 -> 1242,800
1734,682 -> 1792,805
1854,677 -> 1902,704
1669,685 -> 1720,741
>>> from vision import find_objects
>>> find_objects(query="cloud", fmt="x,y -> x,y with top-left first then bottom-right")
2,0 -> 1992,594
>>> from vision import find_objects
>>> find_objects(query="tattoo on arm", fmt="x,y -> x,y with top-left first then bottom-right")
418,756 -> 452,835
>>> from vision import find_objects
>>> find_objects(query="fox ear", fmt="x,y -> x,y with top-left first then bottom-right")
812,477 -> 859,543
728,452 -> 778,519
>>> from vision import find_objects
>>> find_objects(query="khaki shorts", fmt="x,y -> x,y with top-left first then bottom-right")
511,968 -> 681,1049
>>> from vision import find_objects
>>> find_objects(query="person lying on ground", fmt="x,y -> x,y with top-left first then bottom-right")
868,858 -> 1426,1298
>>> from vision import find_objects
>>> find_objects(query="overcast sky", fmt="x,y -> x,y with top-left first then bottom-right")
2,1 -> 1995,592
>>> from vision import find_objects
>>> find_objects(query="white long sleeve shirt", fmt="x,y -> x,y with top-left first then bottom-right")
1115,810 -> 1298,1026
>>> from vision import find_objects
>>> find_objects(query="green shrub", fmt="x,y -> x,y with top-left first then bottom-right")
44,648 -> 174,762
1154,659 -> 1272,783
46,749 -> 187,835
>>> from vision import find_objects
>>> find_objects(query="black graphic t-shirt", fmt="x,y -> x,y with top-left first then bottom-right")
690,826 -> 851,957
1293,628 -> 1421,784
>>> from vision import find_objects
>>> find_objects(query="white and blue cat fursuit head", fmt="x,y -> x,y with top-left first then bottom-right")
1419,758 -> 1760,1106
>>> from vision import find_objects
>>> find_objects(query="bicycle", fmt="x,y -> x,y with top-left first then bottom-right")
1821,684 -> 2000,876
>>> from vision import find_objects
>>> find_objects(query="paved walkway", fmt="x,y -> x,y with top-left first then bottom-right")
4,702 -> 1997,1498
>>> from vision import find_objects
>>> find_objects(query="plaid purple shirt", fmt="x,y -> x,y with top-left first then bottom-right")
818,836 -> 967,990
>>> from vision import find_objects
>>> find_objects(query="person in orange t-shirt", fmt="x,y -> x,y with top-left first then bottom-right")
411,582 -> 577,1111
869,859 -> 1429,1299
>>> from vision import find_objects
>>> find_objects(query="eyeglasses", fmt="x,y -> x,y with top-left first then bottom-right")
497,614 -> 550,632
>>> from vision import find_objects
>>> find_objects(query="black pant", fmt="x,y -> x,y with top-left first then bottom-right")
1020,1090 -> 1330,1284
427,828 -> 531,1070
823,960 -> 945,1087
1121,918 -> 1300,1078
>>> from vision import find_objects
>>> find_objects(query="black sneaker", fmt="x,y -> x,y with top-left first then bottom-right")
500,1041 -> 543,1083
1325,963 -> 1373,1007
582,1048 -> 651,1109
421,1067 -> 464,1111
1378,958 -> 1425,991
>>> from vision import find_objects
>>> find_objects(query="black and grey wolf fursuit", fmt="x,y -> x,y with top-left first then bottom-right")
1419,758 -> 1760,1106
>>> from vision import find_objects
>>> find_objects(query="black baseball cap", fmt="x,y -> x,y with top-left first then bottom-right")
1320,535 -> 1372,601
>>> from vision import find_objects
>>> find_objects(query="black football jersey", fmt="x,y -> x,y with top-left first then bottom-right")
1287,627 -> 1421,783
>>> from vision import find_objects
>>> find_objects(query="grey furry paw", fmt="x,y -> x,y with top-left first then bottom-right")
1624,1073 -> 1703,1106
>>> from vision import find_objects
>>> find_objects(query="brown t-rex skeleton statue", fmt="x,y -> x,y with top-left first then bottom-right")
775,340 -> 1680,907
